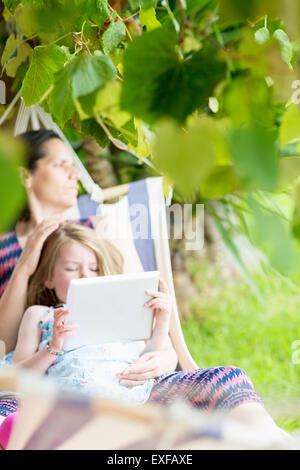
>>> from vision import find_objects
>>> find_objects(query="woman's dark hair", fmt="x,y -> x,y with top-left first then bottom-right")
18,130 -> 62,221
19,129 -> 61,171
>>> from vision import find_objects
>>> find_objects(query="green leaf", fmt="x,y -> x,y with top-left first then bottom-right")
279,104 -> 300,147
1,33 -> 21,67
129,118 -> 152,158
279,157 -> 300,190
121,28 -> 226,124
274,29 -> 293,69
67,53 -> 117,102
102,19 -> 126,54
223,76 -> 274,127
76,89 -> 100,120
254,27 -> 270,44
5,42 -> 33,78
3,0 -> 22,13
81,119 -> 109,148
139,7 -> 161,31
153,117 -> 222,199
0,132 -> 25,232
292,184 -> 300,239
201,165 -> 241,198
249,197 -> 299,275
49,76 -> 75,128
93,0 -> 111,28
129,0 -> 156,9
21,45 -> 67,106
95,81 -> 131,128
17,0 -> 110,40
229,123 -> 279,192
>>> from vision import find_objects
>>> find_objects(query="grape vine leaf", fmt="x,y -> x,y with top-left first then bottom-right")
121,27 -> 226,124
102,19 -> 126,54
21,44 -> 68,106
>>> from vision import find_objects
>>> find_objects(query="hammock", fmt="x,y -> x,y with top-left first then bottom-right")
0,368 -> 287,450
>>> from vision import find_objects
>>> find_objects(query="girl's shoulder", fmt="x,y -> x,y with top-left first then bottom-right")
23,305 -> 53,325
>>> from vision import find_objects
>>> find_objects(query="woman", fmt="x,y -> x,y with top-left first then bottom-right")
0,130 -> 177,419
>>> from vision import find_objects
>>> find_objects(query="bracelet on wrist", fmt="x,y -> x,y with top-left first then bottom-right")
46,342 -> 64,357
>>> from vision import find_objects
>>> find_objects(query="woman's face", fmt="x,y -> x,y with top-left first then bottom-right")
28,138 -> 81,212
45,241 -> 100,303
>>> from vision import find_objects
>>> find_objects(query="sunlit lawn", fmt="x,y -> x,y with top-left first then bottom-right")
182,258 -> 300,432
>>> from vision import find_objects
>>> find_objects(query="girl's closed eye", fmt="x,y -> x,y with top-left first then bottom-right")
89,264 -> 99,273
54,160 -> 64,168
65,264 -> 79,272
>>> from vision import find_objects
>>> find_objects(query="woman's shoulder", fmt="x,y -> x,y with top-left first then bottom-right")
68,217 -> 95,230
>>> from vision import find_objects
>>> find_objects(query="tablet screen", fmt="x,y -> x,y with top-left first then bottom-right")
64,271 -> 160,349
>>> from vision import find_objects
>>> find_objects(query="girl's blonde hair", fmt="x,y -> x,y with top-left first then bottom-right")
27,223 -> 124,307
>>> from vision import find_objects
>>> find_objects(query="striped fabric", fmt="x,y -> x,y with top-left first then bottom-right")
149,366 -> 263,410
0,397 -> 19,418
0,231 -> 22,299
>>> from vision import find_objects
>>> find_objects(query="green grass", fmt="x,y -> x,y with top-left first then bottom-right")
181,258 -> 300,432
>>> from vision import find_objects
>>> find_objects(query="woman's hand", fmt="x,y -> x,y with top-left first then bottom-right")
50,308 -> 79,352
18,216 -> 65,278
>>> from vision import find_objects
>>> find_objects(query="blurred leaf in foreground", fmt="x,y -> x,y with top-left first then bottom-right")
229,123 -> 279,192
279,104 -> 300,147
223,76 -> 274,127
250,197 -> 299,275
0,132 -> 25,232
153,117 -> 229,199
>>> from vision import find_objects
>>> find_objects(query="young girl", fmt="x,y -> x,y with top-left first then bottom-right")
11,223 -> 172,406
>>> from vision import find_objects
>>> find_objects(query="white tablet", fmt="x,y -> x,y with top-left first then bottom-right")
64,271 -> 160,350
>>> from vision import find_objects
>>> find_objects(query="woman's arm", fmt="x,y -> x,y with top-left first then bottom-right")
0,217 -> 64,352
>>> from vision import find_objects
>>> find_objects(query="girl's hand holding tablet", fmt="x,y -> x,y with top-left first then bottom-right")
144,279 -> 171,325
50,308 -> 79,353
118,278 -> 175,388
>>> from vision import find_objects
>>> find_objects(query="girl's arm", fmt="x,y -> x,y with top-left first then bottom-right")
13,307 -> 78,374
12,305 -> 57,373
118,279 -> 176,387
142,280 -> 172,353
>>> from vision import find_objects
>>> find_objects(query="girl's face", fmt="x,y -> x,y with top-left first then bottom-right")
45,241 -> 100,303
28,138 -> 81,212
